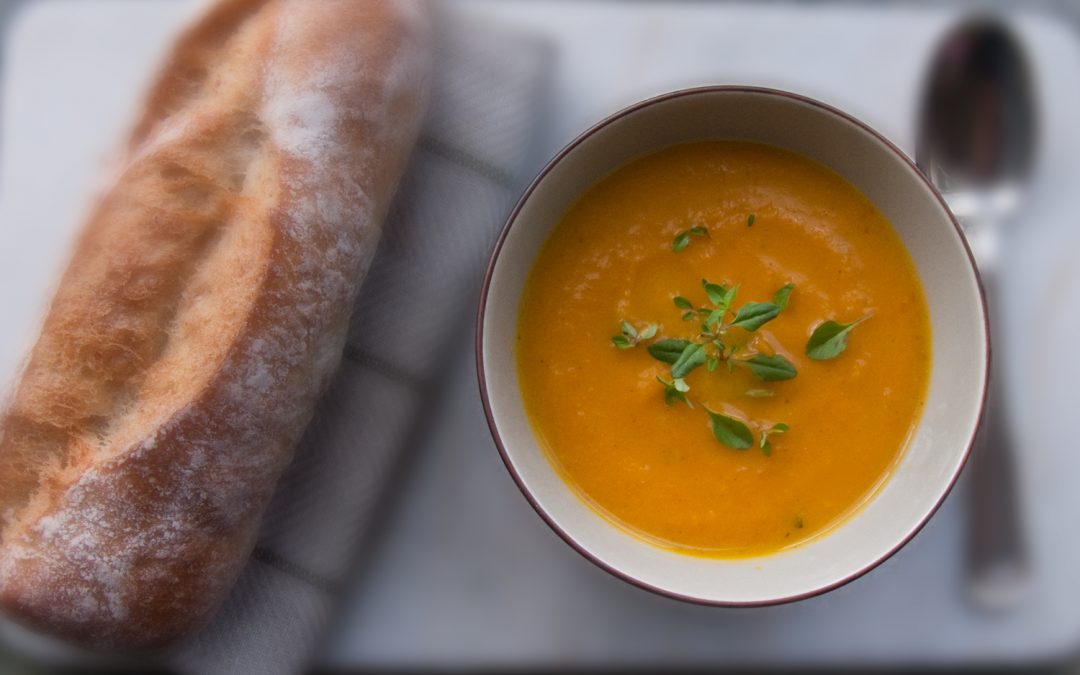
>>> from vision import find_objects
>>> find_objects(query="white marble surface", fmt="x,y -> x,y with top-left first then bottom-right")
2,0 -> 1080,669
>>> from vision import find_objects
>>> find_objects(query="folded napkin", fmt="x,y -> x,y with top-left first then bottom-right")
166,4 -> 550,674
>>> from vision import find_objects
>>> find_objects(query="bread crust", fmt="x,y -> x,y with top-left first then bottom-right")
0,0 -> 431,652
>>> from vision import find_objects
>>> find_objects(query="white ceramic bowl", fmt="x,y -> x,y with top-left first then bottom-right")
477,87 -> 987,605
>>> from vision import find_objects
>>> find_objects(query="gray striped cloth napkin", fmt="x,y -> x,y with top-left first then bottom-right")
166,5 -> 550,674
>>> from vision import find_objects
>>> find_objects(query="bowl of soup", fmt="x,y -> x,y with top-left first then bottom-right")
477,86 -> 987,604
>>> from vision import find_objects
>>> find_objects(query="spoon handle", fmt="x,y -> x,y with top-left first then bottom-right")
967,270 -> 1029,610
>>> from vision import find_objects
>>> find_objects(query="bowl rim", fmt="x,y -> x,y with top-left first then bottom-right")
475,84 -> 989,607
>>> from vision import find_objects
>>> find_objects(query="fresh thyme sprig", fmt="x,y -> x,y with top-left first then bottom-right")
611,321 -> 657,349
607,229 -> 808,454
658,280 -> 796,383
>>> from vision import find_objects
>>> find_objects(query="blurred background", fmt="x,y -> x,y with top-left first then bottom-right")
3,0 -> 1080,673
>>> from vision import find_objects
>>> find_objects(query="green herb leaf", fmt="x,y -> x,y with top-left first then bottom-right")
730,301 -> 781,331
748,214 -> 756,227
672,231 -> 690,252
759,422 -> 789,455
805,316 -> 870,360
704,307 -> 725,330
727,360 -> 735,373
673,227 -> 707,252
612,321 -> 658,348
656,376 -> 692,408
671,343 -> 707,379
745,389 -> 775,398
662,383 -> 678,404
773,283 -> 794,310
702,279 -> 728,306
648,338 -> 692,364
673,296 -> 694,310
707,357 -> 719,372
705,408 -> 753,449
682,312 -> 695,322
737,353 -> 797,381
721,285 -> 739,313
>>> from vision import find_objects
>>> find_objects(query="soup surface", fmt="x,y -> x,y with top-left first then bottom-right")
516,141 -> 932,558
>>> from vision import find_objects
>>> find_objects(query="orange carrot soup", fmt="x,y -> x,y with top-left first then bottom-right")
516,141 -> 932,558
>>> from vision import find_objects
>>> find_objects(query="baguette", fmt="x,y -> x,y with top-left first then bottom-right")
0,0 -> 431,652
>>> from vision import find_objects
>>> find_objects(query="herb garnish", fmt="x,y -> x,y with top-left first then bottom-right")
656,280 -> 793,384
647,338 -> 692,363
656,376 -> 692,408
735,354 -> 797,382
706,407 -> 753,450
805,316 -> 870,360
728,301 -> 781,331
673,295 -> 696,321
672,226 -> 708,252
610,280 -> 800,453
610,229 -> 808,454
759,422 -> 789,456
611,321 -> 657,349
773,283 -> 794,310
670,343 -> 707,379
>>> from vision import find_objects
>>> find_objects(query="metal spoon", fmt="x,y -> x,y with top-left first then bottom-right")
916,17 -> 1037,611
